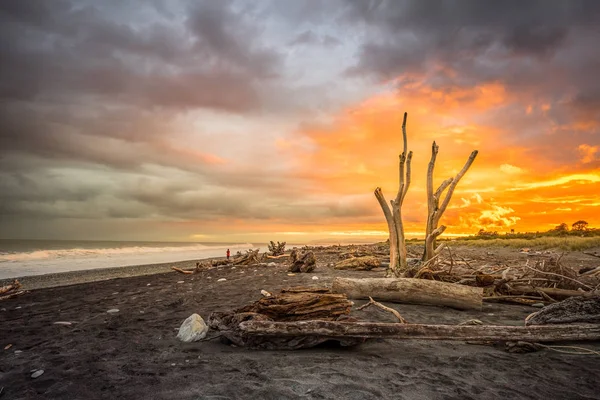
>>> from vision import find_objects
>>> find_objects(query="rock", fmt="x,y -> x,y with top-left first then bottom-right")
176,314 -> 208,342
531,303 -> 545,308
217,278 -> 226,282
31,370 -> 44,379
106,309 -> 120,314
53,321 -> 72,326
14,350 -> 22,354
177,281 -> 184,284
287,273 -> 296,276
267,262 -> 277,267
261,290 -> 272,297
312,276 -> 319,280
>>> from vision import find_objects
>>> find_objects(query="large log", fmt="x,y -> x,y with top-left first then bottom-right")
239,320 -> 600,343
334,256 -> 381,271
331,277 -> 483,310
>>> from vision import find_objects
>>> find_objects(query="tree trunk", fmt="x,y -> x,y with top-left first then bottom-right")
331,277 -> 483,310
423,143 -> 478,262
239,320 -> 600,343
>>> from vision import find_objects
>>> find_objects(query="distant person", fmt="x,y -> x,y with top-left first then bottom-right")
226,249 -> 230,260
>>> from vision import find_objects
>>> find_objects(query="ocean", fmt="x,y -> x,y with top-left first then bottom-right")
0,239 -> 260,279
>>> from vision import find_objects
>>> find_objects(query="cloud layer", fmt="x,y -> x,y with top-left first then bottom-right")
1,0 -> 599,241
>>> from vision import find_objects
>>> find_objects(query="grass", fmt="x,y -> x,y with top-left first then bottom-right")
448,236 -> 600,251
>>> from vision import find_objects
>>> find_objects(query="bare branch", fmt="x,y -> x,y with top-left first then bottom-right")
435,150 -> 478,226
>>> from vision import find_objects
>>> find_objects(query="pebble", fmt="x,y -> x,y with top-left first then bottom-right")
217,278 -> 226,282
15,306 -> 22,310
177,281 -> 184,284
53,321 -> 72,326
112,292 -> 119,295
147,283 -> 151,286
31,370 -> 44,379
532,303 -> 545,308
14,350 -> 22,354
312,276 -> 319,280
231,267 -> 236,270
287,273 -> 296,276
106,309 -> 120,314
261,290 -> 272,297
171,363 -> 176,367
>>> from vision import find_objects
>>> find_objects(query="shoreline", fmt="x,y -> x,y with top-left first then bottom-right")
0,257 -> 223,290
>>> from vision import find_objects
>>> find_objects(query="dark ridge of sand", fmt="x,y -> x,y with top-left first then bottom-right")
0,258 -> 222,290
1,249 -> 599,400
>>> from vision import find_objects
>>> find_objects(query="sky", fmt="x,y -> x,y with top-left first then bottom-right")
1,0 -> 599,243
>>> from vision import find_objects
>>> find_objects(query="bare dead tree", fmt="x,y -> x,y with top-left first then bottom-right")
374,112 -> 412,277
422,143 -> 478,262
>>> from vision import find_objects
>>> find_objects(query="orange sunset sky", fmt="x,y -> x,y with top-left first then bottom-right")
1,1 -> 599,243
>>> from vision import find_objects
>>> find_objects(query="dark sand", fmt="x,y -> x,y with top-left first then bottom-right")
1,247 -> 599,400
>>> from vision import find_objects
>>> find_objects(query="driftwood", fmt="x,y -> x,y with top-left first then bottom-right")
288,250 -> 316,273
334,256 -> 381,271
171,266 -> 194,274
234,289 -> 353,322
332,277 -> 483,310
208,287 -> 363,349
238,320 -> 600,343
265,254 -> 289,260
356,297 -> 408,323
0,280 -> 27,301
526,296 -> 600,326
374,112 -> 412,277
423,143 -> 478,262
268,241 -> 286,256
233,249 -> 260,265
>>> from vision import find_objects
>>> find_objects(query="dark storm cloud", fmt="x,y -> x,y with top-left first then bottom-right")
345,0 -> 600,127
0,0 -> 280,110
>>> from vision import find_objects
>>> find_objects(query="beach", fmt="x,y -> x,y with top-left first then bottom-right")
1,246 -> 599,400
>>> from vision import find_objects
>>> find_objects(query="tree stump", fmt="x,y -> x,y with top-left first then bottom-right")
288,250 -> 316,273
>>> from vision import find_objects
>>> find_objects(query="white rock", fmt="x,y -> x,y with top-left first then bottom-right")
147,283 -> 151,286
267,262 -> 277,267
53,321 -> 72,326
177,281 -> 184,284
106,309 -> 120,314
231,267 -> 236,270
217,278 -> 226,282
261,290 -> 272,297
31,370 -> 44,379
176,314 -> 208,342
312,276 -> 319,280
14,350 -> 22,354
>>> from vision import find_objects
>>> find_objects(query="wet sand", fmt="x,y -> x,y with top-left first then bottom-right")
1,249 -> 599,399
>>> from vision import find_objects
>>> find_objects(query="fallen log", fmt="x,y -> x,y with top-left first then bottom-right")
265,254 -> 290,259
238,320 -> 600,343
510,286 -> 595,299
171,266 -> 194,274
334,256 -> 381,271
331,277 -> 483,310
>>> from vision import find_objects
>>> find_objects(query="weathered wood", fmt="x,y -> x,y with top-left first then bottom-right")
239,320 -> 600,342
288,250 -> 316,273
510,286 -> 595,299
171,266 -> 194,274
268,241 -> 286,256
331,277 -> 483,310
235,290 -> 352,322
0,280 -> 21,296
334,256 -> 381,271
